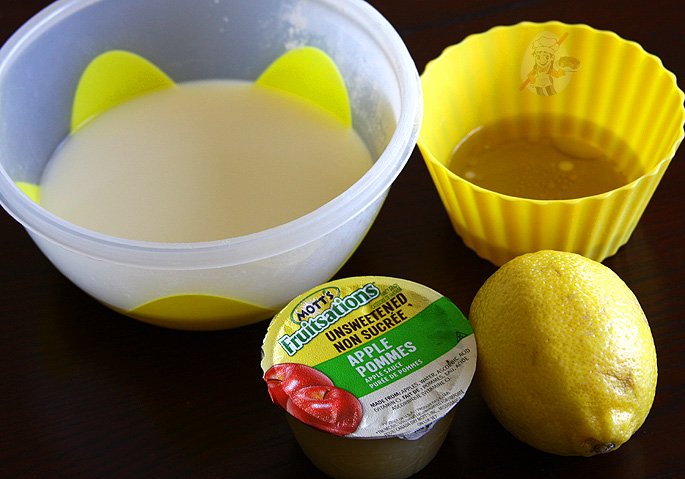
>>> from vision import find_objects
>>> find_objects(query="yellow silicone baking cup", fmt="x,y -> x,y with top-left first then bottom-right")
418,21 -> 685,265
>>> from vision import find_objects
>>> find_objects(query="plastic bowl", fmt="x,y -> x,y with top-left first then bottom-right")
0,0 -> 421,330
418,22 -> 684,266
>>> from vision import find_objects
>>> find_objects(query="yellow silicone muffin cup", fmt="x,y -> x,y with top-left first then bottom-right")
418,21 -> 685,266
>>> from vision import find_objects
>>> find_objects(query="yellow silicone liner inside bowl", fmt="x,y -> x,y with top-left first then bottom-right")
18,47 -> 353,329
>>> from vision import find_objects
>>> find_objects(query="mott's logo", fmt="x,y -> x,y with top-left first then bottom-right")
279,283 -> 381,356
291,286 -> 341,324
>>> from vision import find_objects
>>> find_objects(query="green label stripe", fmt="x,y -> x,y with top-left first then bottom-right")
315,297 -> 472,398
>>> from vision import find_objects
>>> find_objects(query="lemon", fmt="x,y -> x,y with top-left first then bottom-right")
470,250 -> 657,456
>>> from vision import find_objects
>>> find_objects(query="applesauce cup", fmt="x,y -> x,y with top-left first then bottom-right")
418,21 -> 685,266
261,276 -> 477,479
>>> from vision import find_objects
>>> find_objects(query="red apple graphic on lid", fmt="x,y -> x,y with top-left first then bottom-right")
287,384 -> 363,436
263,363 -> 333,409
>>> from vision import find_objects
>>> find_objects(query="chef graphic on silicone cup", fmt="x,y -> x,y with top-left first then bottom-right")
525,31 -> 580,96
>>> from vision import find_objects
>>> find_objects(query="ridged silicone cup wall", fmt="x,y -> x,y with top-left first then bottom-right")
418,21 -> 685,266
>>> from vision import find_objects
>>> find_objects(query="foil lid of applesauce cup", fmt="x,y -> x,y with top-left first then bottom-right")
261,276 -> 477,439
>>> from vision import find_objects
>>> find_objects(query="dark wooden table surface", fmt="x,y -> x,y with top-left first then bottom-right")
1,1 -> 683,478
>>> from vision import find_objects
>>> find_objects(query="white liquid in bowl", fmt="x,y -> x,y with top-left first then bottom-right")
40,80 -> 373,243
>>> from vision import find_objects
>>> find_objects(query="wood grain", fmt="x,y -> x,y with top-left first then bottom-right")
0,1 -> 683,477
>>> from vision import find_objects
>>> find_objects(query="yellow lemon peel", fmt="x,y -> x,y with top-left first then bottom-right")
470,250 -> 657,456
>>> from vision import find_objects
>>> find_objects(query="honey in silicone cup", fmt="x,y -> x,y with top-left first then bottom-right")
418,21 -> 685,265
